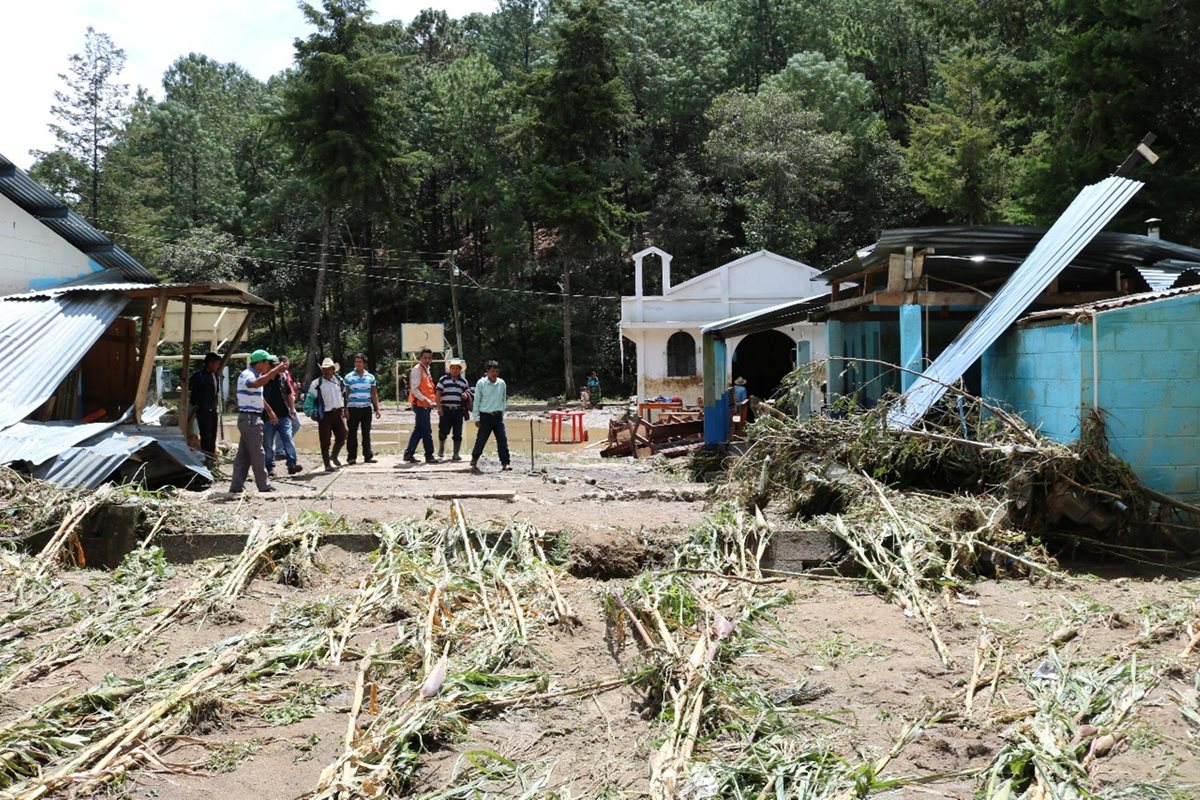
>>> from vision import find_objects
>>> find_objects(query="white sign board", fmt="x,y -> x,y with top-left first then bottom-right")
401,323 -> 446,354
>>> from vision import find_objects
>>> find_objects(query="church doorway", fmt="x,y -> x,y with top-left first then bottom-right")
732,330 -> 796,401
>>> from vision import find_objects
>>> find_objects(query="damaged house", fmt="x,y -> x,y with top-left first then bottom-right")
715,170 -> 1200,498
0,151 -> 272,488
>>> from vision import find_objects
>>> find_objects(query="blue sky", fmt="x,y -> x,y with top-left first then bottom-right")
2,0 -> 498,169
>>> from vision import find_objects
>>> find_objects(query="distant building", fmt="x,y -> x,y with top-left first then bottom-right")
619,247 -> 827,408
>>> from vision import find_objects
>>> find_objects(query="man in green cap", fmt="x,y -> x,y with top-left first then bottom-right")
230,349 -> 288,493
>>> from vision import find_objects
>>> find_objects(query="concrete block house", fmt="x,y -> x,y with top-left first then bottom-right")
985,286 -> 1200,496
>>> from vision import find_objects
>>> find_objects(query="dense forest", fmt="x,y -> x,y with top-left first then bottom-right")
28,0 -> 1200,397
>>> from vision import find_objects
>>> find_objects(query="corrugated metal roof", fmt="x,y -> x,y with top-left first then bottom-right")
0,419 -> 123,466
1,279 -> 274,310
1022,283 -> 1200,322
888,176 -> 1144,430
701,293 -> 831,338
0,290 -> 129,429
32,428 -> 212,489
0,151 -> 156,282
820,225 -> 1200,288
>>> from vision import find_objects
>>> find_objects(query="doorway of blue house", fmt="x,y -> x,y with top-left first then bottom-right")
732,330 -> 797,403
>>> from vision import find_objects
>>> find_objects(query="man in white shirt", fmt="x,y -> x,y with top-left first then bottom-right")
229,348 -> 288,493
307,357 -> 348,472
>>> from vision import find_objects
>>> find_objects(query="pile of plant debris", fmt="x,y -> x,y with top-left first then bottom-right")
704,371 -> 1199,666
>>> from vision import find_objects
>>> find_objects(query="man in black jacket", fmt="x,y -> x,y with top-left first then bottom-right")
188,352 -> 222,463
263,356 -> 302,476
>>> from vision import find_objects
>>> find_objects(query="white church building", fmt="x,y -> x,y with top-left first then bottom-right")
619,246 -> 827,409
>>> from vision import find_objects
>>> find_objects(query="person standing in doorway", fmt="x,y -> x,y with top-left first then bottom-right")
344,353 -> 381,464
436,358 -> 471,461
229,349 -> 288,494
262,356 -> 302,477
404,348 -> 437,464
470,360 -> 510,473
188,352 -> 222,464
308,357 -> 348,472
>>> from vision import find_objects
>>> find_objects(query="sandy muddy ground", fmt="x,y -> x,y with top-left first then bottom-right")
2,440 -> 1199,799
209,406 -> 707,557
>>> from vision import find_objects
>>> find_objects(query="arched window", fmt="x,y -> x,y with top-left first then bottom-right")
666,331 -> 696,377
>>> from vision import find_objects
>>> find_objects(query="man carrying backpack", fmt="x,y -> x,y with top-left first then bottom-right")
306,357 -> 348,472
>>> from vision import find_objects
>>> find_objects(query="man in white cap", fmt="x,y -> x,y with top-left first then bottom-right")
230,349 -> 288,493
306,357 -> 348,472
436,358 -> 471,461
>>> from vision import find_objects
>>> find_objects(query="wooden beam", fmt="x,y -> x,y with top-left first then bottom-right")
906,251 -> 926,291
872,291 -> 986,307
887,253 -> 905,292
132,292 -> 168,424
221,310 -> 255,371
179,297 -> 193,437
826,292 -> 878,313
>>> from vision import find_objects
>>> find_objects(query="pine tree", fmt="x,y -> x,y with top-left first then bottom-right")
528,0 -> 631,398
272,0 -> 417,383
42,26 -> 129,221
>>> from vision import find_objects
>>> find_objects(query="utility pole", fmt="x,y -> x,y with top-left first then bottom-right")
449,256 -> 465,361
562,260 -> 573,400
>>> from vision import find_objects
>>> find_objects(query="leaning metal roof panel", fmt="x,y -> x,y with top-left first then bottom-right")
701,293 -> 831,339
0,290 -> 130,430
0,151 -> 156,282
888,176 -> 1144,430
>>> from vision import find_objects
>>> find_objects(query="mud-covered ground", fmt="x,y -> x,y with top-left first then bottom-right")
2,437 -> 1198,799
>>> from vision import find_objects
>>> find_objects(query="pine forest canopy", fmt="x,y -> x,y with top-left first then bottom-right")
27,0 -> 1200,397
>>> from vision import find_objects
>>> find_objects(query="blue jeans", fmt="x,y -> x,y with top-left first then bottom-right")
263,414 -> 298,471
405,406 -> 435,459
471,412 -> 510,466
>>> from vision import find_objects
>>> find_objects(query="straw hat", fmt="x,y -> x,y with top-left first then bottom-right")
734,377 -> 747,385
319,357 -> 338,370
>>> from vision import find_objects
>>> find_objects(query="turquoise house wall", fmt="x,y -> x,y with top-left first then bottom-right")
983,293 -> 1200,497
835,320 -> 897,404
1090,295 -> 1200,496
982,323 -> 1084,443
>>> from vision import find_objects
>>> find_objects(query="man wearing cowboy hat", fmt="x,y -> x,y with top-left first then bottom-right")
307,357 -> 348,472
733,376 -> 748,405
229,349 -> 289,493
436,358 -> 472,461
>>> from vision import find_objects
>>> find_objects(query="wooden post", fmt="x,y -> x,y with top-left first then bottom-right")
221,311 -> 255,370
133,292 -> 169,424
179,297 -> 193,437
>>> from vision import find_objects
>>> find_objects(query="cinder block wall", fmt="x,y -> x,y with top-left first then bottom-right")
982,323 -> 1084,443
983,294 -> 1200,497
1090,296 -> 1200,496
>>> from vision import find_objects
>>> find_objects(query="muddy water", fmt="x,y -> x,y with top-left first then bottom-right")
222,414 -> 609,455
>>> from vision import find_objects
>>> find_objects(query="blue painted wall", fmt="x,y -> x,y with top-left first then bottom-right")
983,323 -> 1084,443
983,293 -> 1200,497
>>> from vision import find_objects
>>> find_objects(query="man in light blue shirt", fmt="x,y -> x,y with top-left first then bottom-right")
470,360 -> 511,472
343,353 -> 380,464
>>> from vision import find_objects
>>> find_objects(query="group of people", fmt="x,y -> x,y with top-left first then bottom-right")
193,347 -> 512,494
402,348 -> 511,472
